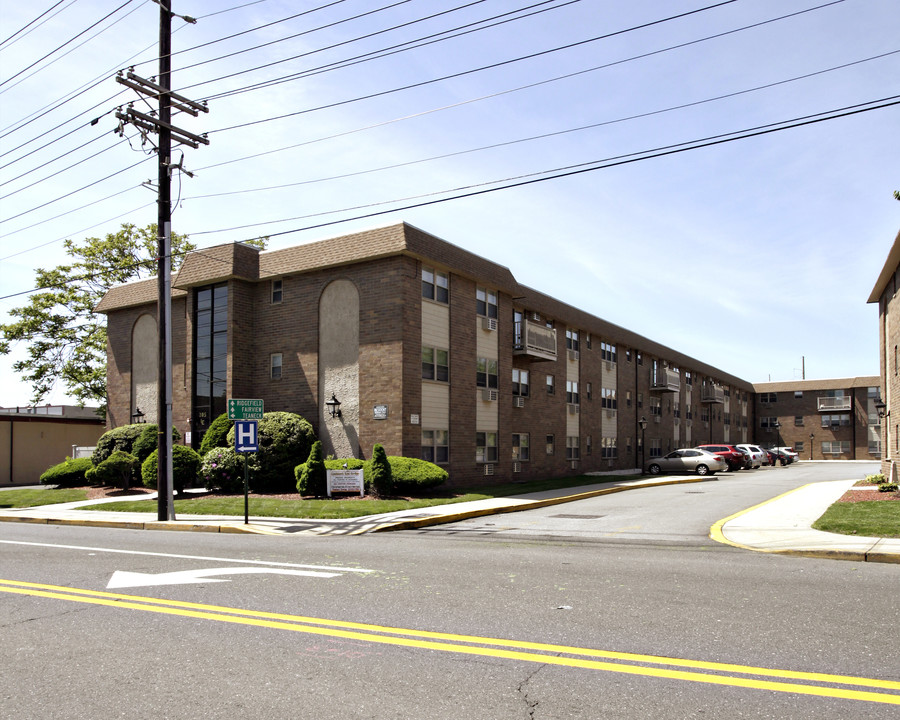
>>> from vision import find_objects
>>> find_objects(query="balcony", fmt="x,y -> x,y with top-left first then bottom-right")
650,367 -> 680,392
817,396 -> 851,411
700,385 -> 725,404
513,319 -> 557,361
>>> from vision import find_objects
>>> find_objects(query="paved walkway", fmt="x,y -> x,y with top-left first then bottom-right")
1,476 -> 897,563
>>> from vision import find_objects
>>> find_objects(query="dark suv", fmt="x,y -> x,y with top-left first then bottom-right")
695,444 -> 749,471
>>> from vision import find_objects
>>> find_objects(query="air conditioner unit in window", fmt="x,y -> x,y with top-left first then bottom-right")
605,409 -> 615,419
531,312 -> 541,322
512,462 -> 522,473
568,349 -> 579,362
605,361 -> 614,371
482,389 -> 498,402
482,317 -> 498,331
513,396 -> 525,408
568,403 -> 580,414
483,464 -> 494,476
653,415 -> 661,423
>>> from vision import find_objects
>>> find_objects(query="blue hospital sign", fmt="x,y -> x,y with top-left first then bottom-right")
234,420 -> 258,453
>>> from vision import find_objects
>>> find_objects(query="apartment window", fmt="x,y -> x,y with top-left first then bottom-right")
586,434 -> 593,455
601,437 -> 617,459
194,283 -> 228,438
585,333 -> 592,349
637,351 -> 643,365
760,392 -> 777,403
868,386 -> 880,399
685,371 -> 692,386
270,353 -> 282,380
821,413 -> 850,428
760,416 -> 777,428
701,409 -> 709,422
626,349 -> 632,362
422,430 -> 449,464
601,342 -> 616,363
512,433 -> 530,461
566,436 -> 580,461
546,374 -> 555,394
476,432 -> 498,463
794,416 -> 804,426
869,440 -> 882,455
271,279 -> 283,304
601,387 -> 617,410
476,287 -> 498,318
566,380 -> 579,405
649,438 -> 661,458
724,412 -> 730,427
566,329 -> 580,352
637,392 -> 643,409
422,347 -> 449,382
626,390 -> 632,408
674,404 -> 681,419
585,382 -> 592,401
422,266 -> 449,303
794,441 -> 805,453
822,440 -> 851,455
512,368 -> 529,397
794,391 -> 803,399
686,406 -> 693,420
476,357 -> 498,388
649,397 -> 661,416
546,434 -> 555,455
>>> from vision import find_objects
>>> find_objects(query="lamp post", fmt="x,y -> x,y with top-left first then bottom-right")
809,432 -> 814,461
638,416 -> 648,474
772,420 -> 781,468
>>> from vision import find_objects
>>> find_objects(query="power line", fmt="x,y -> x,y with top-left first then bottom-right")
0,0 -> 69,50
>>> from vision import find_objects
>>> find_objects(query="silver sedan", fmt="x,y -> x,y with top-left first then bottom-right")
646,449 -> 728,476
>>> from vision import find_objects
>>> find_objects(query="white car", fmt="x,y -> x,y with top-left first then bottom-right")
735,444 -> 765,469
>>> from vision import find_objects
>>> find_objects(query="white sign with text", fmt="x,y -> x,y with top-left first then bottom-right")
326,469 -> 365,497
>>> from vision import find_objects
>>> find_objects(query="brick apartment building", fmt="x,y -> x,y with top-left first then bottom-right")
96,222 -> 759,486
867,228 -> 900,478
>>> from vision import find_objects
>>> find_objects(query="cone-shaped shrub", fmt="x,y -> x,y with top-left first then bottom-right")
369,443 -> 393,498
296,441 -> 327,497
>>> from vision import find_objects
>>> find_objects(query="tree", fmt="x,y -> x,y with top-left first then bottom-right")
0,223 -> 194,410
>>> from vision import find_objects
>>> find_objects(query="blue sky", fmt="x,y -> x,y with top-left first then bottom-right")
1,0 -> 898,408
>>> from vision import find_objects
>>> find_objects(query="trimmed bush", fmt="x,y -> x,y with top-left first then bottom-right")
369,444 -> 393,498
132,424 -> 183,463
40,457 -> 93,488
200,446 -> 257,493
141,445 -> 202,494
200,413 -> 232,456
296,441 -> 327,497
383,457 -> 447,494
227,411 -> 315,493
865,473 -> 886,485
87,450 -> 140,489
91,424 -> 145,466
878,483 -> 899,493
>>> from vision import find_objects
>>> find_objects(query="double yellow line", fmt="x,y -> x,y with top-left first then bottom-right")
3,578 -> 898,706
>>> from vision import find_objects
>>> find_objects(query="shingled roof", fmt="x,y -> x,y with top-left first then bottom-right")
94,277 -> 186,314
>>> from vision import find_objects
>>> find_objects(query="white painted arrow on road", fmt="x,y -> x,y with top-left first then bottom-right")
107,567 -> 341,589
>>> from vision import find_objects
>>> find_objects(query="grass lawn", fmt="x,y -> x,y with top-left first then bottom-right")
812,499 -> 900,538
0,488 -> 88,508
69,474 -> 634,519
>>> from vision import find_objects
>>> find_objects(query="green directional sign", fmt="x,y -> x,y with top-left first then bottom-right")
228,398 -> 264,420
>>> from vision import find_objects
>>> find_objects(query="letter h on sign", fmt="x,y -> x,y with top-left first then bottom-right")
235,420 -> 258,453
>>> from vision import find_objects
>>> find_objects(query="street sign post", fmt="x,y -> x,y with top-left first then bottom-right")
234,419 -> 259,524
228,398 -> 264,420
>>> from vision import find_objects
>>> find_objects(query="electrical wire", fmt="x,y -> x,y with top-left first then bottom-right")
0,0 -> 69,50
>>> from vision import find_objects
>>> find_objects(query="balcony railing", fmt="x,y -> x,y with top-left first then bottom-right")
650,367 -> 680,392
700,385 -> 725,404
513,320 -> 557,361
817,396 -> 851,411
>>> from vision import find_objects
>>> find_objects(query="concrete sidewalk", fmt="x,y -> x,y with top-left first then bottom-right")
1,476 -> 898,563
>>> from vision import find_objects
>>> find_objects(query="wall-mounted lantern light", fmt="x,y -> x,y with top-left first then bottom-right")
875,399 -> 887,418
325,394 -> 342,419
132,408 -> 146,424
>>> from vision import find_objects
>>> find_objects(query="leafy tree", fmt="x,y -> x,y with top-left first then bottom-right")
0,223 -> 194,410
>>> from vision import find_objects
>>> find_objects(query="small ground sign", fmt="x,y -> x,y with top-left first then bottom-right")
327,469 -> 365,497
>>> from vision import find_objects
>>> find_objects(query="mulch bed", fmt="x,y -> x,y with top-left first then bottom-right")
77,486 -> 413,502
838,483 -> 900,503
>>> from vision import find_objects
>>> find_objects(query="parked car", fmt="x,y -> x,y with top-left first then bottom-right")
768,448 -> 791,465
646,449 -> 728,476
775,446 -> 800,463
695,444 -> 749,471
735,444 -> 765,469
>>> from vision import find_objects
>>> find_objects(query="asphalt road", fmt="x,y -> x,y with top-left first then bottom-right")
2,461 -> 898,719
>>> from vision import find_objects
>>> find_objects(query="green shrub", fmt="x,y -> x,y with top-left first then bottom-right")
91,424 -> 145,465
199,446 -> 257,493
382,456 -> 448,494
132,424 -> 183,463
200,413 -> 232,456
296,441 -> 327,496
865,473 -> 886,485
228,411 -> 315,493
369,444 -> 393,498
89,450 -> 140,489
878,483 -> 899,493
39,457 -> 94,488
141,445 -> 202,494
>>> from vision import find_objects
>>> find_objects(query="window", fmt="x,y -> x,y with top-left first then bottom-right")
422,430 -> 449,464
637,392 -> 643,409
626,349 -> 632,362
566,380 -> 579,405
585,382 -> 592,401
760,416 -> 778,428
724,412 -> 730,426
794,416 -> 804,426
566,436 -> 580,461
601,437 -> 617,459
626,390 -> 632,408
546,374 -> 555,394
422,347 -> 449,382
271,279 -> 283,304
585,333 -> 592,349
794,391 -> 803,399
649,397 -> 661,416
821,413 -> 850,428
476,287 -> 498,318
586,434 -> 593,455
601,342 -> 616,363
637,351 -> 643,365
685,371 -> 692,386
512,433 -> 529,461
649,438 -> 661,458
512,368 -> 529,396
476,432 -> 498,463
476,357 -> 498,388
546,434 -> 555,455
822,440 -> 851,454
194,283 -> 228,437
760,392 -> 777,403
566,329 -> 580,352
422,266 -> 449,303
794,441 -> 804,453
601,387 -> 616,410
868,386 -> 880,399
270,353 -> 282,379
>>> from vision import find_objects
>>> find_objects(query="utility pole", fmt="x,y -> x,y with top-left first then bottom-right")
114,1 -> 207,521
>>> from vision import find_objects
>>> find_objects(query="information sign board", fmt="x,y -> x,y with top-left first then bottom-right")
326,469 -> 364,497
228,398 -> 264,420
